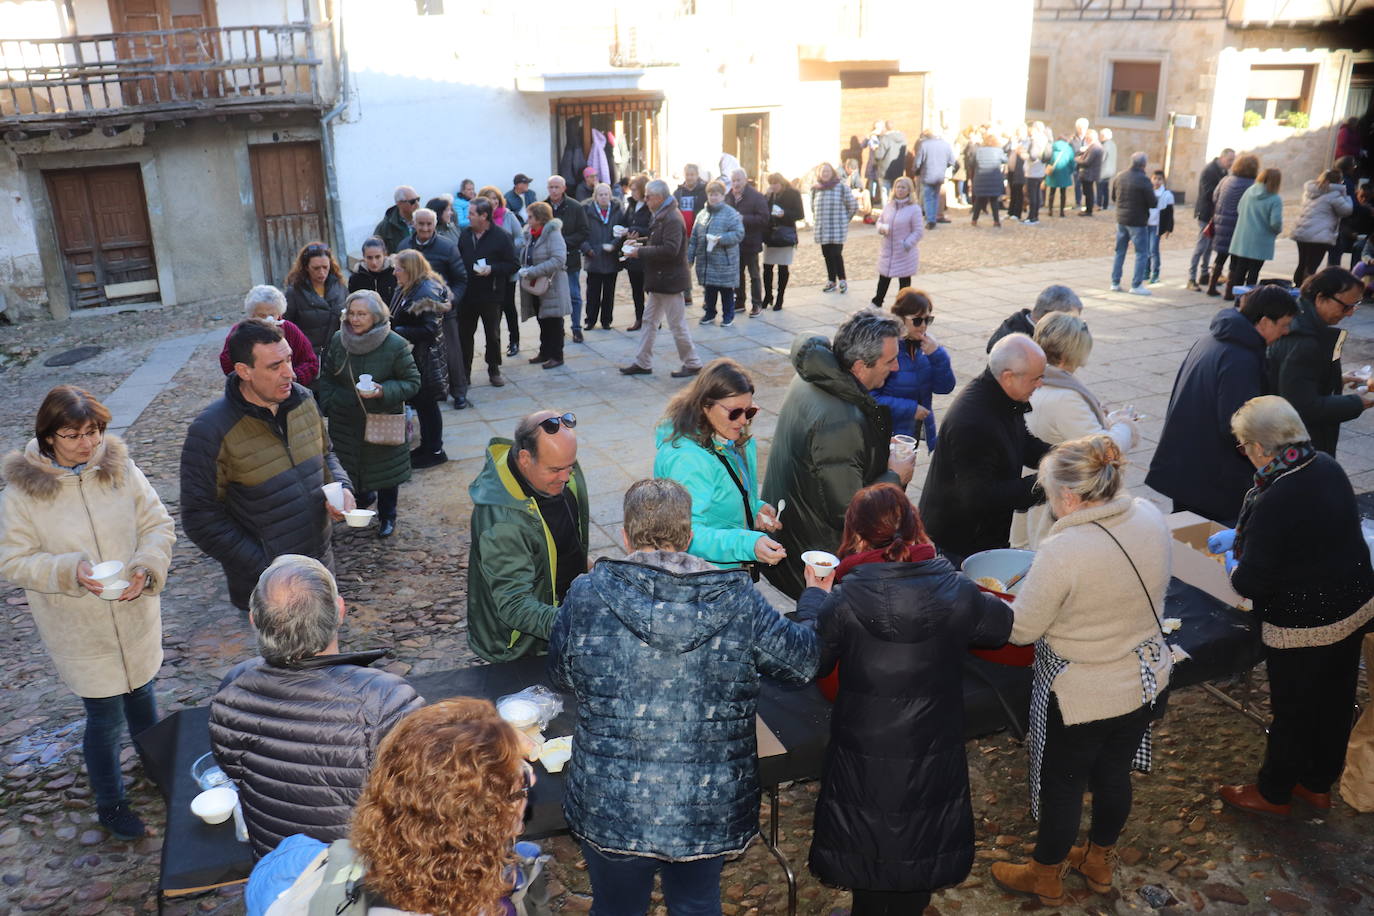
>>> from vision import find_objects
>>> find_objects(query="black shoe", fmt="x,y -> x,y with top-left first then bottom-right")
98,802 -> 147,840
452,395 -> 469,410
572,328 -> 584,343
411,450 -> 448,469
542,358 -> 564,369
671,366 -> 701,378
506,342 -> 519,357
378,518 -> 396,538
584,321 -> 596,331
926,221 -> 936,229
619,365 -> 652,375
528,353 -> 547,364
936,217 -> 951,224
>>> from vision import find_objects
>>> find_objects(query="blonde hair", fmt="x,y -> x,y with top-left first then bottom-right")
1231,395 -> 1309,456
1038,434 -> 1127,505
891,176 -> 916,200
1034,312 -> 1093,372
391,249 -> 442,294
705,179 -> 727,195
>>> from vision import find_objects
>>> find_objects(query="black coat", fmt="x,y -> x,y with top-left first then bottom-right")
730,185 -> 771,255
1194,158 -> 1228,222
347,265 -> 397,305
617,199 -> 653,275
1111,167 -> 1156,227
985,308 -> 1035,353
795,559 -> 1013,892
582,198 -> 625,274
918,370 -> 1050,562
766,186 -> 805,247
457,225 -> 518,306
284,276 -> 346,358
1267,296 -> 1363,456
397,233 -> 468,306
549,195 -> 589,270
389,277 -> 450,402
1145,309 -> 1268,523
209,650 -> 423,856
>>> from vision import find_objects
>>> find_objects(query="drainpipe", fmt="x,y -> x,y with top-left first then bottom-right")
318,0 -> 350,260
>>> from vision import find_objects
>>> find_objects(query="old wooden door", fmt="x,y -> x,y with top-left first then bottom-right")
249,142 -> 327,287
110,0 -> 219,105
45,165 -> 159,309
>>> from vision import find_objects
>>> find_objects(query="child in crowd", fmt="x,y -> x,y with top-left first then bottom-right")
1147,170 -> 1175,285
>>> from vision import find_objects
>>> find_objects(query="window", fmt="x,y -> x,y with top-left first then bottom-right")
415,0 -> 443,13
1244,65 -> 1315,124
1107,61 -> 1161,120
1026,55 -> 1049,112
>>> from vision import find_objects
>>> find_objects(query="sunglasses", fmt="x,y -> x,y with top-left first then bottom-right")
304,244 -> 331,257
404,197 -> 421,205
714,404 -> 760,422
907,315 -> 936,326
538,412 -> 578,435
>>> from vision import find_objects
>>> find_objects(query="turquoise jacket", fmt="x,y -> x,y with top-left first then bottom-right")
1229,184 -> 1284,261
653,424 -> 764,567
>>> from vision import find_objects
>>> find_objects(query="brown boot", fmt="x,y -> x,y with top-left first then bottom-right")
991,858 -> 1070,906
1067,841 -> 1117,893
1206,264 -> 1222,297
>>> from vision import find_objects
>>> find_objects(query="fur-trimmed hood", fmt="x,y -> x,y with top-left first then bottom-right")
1,435 -> 128,502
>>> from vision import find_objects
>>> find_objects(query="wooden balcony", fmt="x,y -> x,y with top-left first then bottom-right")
0,24 -> 322,134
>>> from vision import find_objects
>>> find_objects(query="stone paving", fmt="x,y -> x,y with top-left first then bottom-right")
2,217 -> 1373,914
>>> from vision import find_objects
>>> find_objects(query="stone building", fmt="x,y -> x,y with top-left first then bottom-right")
1028,0 -> 1372,205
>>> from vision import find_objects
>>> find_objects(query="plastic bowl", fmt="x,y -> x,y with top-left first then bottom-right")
962,549 -> 1036,667
190,786 -> 238,825
343,508 -> 376,528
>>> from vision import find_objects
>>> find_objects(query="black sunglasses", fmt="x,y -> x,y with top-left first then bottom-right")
304,244 -> 331,257
404,197 -> 421,205
714,404 -> 760,422
907,315 -> 935,326
538,412 -> 578,435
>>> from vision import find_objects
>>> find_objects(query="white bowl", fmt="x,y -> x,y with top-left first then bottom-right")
90,560 -> 125,587
190,786 -> 238,825
343,508 -> 376,528
801,550 -> 840,579
99,581 -> 130,600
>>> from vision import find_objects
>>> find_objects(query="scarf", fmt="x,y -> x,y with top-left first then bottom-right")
1040,364 -> 1108,428
596,205 -> 611,224
1233,440 -> 1318,560
493,204 -> 508,226
340,319 -> 392,355
529,224 -> 543,238
835,542 -> 937,582
814,175 -> 841,191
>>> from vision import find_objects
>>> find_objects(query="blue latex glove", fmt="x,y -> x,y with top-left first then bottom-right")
1223,550 -> 1238,574
1207,528 -> 1236,554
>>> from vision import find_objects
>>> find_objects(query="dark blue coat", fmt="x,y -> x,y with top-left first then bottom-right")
1210,174 -> 1254,255
548,554 -> 819,860
1145,308 -> 1268,524
872,340 -> 956,449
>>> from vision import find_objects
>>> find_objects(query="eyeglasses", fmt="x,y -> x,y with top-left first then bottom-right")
53,428 -> 103,442
510,763 -> 534,802
1333,294 -> 1363,313
1235,441 -> 1251,454
538,412 -> 578,435
713,404 -> 760,422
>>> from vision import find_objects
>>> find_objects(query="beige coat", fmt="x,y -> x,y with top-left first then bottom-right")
0,436 -> 175,698
1010,495 -> 1173,725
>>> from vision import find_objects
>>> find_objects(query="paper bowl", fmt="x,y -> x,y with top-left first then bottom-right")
343,508 -> 376,528
190,787 -> 238,825
90,561 -> 125,586
99,581 -> 130,599
801,550 -> 840,579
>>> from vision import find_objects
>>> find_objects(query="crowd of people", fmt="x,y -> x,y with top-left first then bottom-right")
2,125 -> 1374,914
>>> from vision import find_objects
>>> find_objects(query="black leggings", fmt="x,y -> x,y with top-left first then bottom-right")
584,271 -> 617,328
1047,186 -> 1067,215
763,264 -> 790,305
873,275 -> 911,306
851,889 -> 932,915
1294,241 -> 1333,287
972,195 -> 1002,225
409,397 -> 443,455
1034,694 -> 1158,864
537,315 -> 564,361
627,270 -> 645,322
502,280 -> 518,346
821,243 -> 846,282
1227,254 -> 1264,290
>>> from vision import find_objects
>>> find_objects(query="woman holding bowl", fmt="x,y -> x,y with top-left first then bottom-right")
873,289 -> 954,453
0,386 -> 175,840
688,180 -> 745,326
389,249 -> 450,469
619,175 -> 654,330
318,290 -> 421,539
654,358 -> 784,571
518,201 -> 572,370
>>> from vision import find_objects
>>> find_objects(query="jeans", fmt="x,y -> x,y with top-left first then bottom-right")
1079,178 -> 1096,214
737,250 -> 762,307
1294,241 -> 1333,287
585,272 -> 618,328
702,286 -> 736,321
566,266 -> 583,329
409,396 -> 443,454
631,291 -> 702,370
580,842 -> 724,916
83,680 -> 158,808
538,315 -> 564,362
972,196 -> 1002,225
1259,628 -> 1367,804
872,274 -> 910,306
1112,224 -> 1149,288
1189,219 -> 1214,283
923,183 -> 942,225
458,299 -> 502,379
1026,177 -> 1043,221
1034,693 -> 1157,864
1146,225 -> 1161,280
820,243 -> 847,281
1096,178 -> 1111,210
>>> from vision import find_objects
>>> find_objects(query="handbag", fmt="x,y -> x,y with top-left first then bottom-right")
768,224 -> 799,247
345,355 -> 408,447
1203,219 -> 1215,238
712,449 -> 762,582
520,272 -> 551,297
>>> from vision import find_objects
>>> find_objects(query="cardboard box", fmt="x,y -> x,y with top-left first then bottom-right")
1166,511 -> 1251,611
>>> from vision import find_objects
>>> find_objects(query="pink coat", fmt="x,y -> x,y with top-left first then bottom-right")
876,197 -> 925,278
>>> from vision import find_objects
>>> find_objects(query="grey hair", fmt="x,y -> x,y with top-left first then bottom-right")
344,289 -> 389,326
249,554 -> 340,666
730,168 -> 748,182
547,175 -> 566,188
1231,395 -> 1310,456
988,333 -> 1045,376
593,182 -> 612,196
393,185 -> 417,203
243,284 -> 287,318
623,478 -> 693,552
1031,284 -> 1083,321
833,308 -> 902,370
645,179 -> 671,199
413,207 -> 436,223
1131,151 -> 1148,169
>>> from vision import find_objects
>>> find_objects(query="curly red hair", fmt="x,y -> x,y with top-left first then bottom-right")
351,697 -> 525,915
837,482 -> 931,561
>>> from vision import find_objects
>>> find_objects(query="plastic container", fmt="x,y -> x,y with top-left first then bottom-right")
962,549 -> 1036,667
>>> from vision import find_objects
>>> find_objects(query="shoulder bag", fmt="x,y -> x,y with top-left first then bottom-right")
345,354 -> 408,446
520,241 -> 552,297
713,448 -> 762,582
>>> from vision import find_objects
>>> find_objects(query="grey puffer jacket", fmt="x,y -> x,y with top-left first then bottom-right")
549,551 -> 819,860
1291,181 -> 1354,246
209,650 -> 423,857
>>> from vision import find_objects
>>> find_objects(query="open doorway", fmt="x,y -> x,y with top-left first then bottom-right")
722,112 -> 770,182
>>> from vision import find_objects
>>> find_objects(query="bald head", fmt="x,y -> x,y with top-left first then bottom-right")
513,410 -> 578,497
988,333 -> 1047,402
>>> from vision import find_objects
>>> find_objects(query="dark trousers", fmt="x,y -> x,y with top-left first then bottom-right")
1079,178 -> 1096,214
627,270 -> 645,322
702,286 -> 736,321
502,280 -> 519,346
821,243 -> 847,281
1026,177 -> 1043,221
440,312 -> 467,399
409,396 -> 443,454
1034,694 -> 1157,864
584,272 -> 617,328
83,679 -> 158,808
873,274 -> 911,306
1294,241 -> 1333,287
763,263 -> 790,305
1227,254 -> 1263,290
580,841 -> 724,916
1096,178 -> 1111,209
1259,628 -> 1367,803
852,889 -> 932,916
737,250 -> 762,307
1009,182 -> 1025,220
972,195 -> 1002,225
458,300 -> 502,380
538,316 -> 564,361
1048,185 -> 1068,215
357,486 -> 398,522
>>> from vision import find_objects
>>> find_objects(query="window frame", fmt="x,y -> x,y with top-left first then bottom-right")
1098,52 -> 1169,131
1026,52 -> 1053,115
1242,63 -> 1317,126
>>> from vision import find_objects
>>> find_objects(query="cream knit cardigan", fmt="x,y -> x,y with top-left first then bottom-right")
1010,494 -> 1173,725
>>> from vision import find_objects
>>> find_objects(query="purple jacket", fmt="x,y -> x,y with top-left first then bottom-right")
876,197 -> 925,278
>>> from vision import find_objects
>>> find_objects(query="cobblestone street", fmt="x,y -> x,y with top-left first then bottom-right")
3,208 -> 1374,915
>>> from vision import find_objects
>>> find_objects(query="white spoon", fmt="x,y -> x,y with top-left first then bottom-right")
775,498 -> 786,521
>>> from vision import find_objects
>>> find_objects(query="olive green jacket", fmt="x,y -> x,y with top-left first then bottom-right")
317,330 -> 421,492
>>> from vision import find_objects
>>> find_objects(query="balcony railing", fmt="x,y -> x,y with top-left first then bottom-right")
1033,0 -> 1227,20
0,24 -> 321,130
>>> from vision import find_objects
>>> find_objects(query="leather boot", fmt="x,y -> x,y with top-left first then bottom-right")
1205,264 -> 1222,296
991,858 -> 1070,906
1067,841 -> 1116,893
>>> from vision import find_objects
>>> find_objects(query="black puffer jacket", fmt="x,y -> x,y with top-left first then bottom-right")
209,649 -> 423,857
284,277 -> 347,359
1267,295 -> 1363,456
795,558 -> 1013,892
390,277 -> 450,403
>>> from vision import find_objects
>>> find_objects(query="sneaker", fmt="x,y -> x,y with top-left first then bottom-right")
98,802 -> 148,840
699,315 -> 715,325
1148,277 -> 1161,285
1110,283 -> 1123,292
1024,219 -> 1039,225
721,316 -> 735,327
821,281 -> 837,293
1128,285 -> 1153,296
619,365 -> 652,375
838,280 -> 848,293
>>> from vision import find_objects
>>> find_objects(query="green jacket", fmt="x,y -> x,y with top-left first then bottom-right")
761,335 -> 897,598
317,331 -> 421,492
467,439 -> 589,662
653,423 -> 764,568
372,204 -> 411,255
1229,184 -> 1284,261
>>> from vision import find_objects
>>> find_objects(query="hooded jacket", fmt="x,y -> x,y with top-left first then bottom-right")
1211,174 -> 1254,254
549,552 -> 819,860
371,204 -> 411,255
876,196 -> 925,278
0,436 -> 174,698
209,649 -> 423,857
761,336 -> 898,598
180,377 -> 349,610
653,424 -> 764,568
1291,181 -> 1354,247
467,439 -> 588,663
1145,308 -> 1268,523
1267,295 -> 1364,455
687,202 -> 745,288
389,277 -> 450,402
795,557 -> 1013,892
1229,183 -> 1284,261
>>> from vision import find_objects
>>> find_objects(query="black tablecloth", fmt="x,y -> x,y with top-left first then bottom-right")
142,576 -> 1258,894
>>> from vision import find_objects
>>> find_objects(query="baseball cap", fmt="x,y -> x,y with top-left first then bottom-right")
513,173 -> 532,185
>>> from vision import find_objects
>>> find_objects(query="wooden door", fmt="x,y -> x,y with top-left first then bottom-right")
45,165 -> 158,309
250,142 -> 327,288
111,0 -> 218,105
